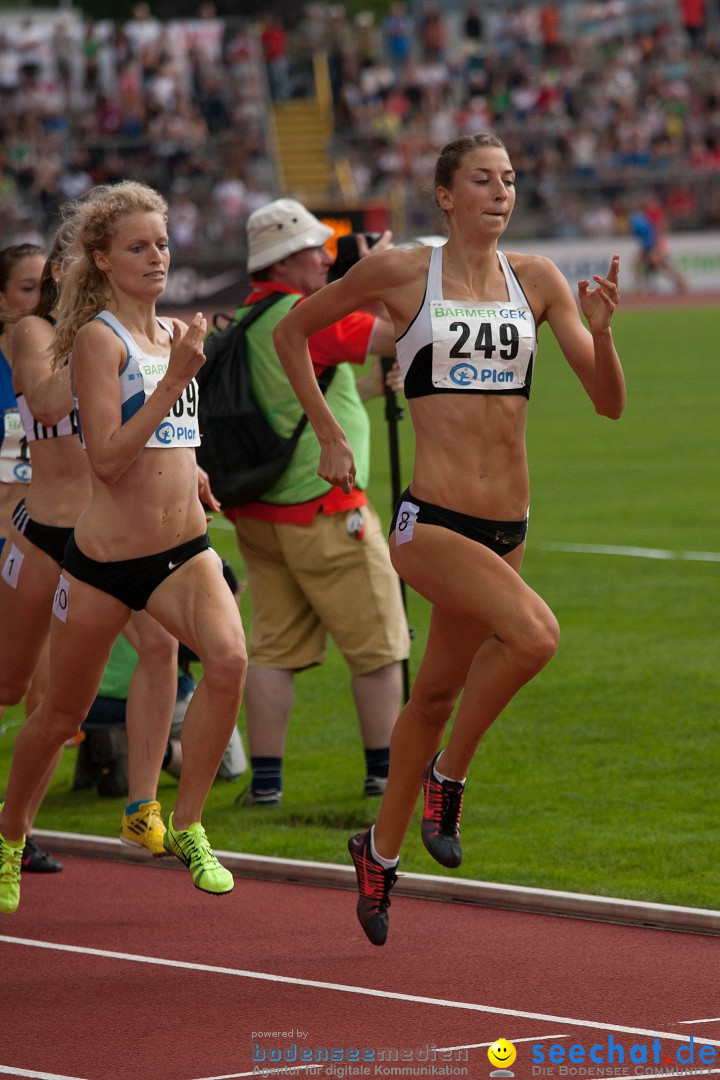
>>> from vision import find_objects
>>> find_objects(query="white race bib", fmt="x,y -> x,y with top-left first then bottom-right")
1,542 -> 23,589
394,499 -> 420,545
136,358 -> 201,448
430,299 -> 535,391
52,573 -> 70,623
0,410 -> 31,482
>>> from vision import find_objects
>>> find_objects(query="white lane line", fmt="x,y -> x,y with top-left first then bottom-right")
214,523 -> 720,563
0,1068 -> 89,1079
193,1053 -> 719,1080
439,1035 -> 571,1050
678,1020 -> 720,1025
213,526 -> 720,559
541,542 -> 720,562
3,935 -> 719,1050
214,516 -> 720,561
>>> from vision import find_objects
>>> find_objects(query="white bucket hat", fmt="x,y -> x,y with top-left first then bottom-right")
246,198 -> 334,273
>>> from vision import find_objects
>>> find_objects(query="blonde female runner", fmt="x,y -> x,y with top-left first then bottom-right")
0,182 -> 247,913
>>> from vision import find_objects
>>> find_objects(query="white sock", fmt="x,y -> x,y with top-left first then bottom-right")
433,751 -> 466,785
370,825 -> 399,869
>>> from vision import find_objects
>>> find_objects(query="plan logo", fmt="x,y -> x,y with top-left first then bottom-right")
449,362 -> 478,385
155,421 -> 175,444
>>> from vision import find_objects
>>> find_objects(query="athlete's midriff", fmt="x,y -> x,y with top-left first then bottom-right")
73,445 -> 206,561
408,392 -> 529,521
22,437 -> 93,528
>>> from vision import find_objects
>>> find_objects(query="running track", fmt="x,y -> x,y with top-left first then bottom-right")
2,854 -> 720,1080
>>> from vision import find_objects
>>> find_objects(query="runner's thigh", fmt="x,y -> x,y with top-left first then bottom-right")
144,548 -> 246,666
0,531 -> 62,690
391,524 -> 552,648
44,572 -> 131,719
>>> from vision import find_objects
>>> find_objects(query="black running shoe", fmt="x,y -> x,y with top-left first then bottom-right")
363,775 -> 387,798
420,752 -> 464,868
348,830 -> 398,947
234,784 -> 281,808
21,837 -> 63,874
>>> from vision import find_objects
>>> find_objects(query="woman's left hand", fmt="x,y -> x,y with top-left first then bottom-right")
197,465 -> 221,514
578,254 -> 621,332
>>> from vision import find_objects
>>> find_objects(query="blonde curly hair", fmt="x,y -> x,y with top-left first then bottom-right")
51,181 -> 168,370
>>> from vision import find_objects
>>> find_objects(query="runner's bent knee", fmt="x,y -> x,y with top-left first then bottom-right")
37,701 -> 89,744
407,681 -> 461,731
200,636 -> 247,699
134,624 -> 178,667
512,604 -> 559,673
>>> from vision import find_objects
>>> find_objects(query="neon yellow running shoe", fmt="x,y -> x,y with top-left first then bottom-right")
163,813 -> 234,895
0,805 -> 25,914
120,800 -> 168,857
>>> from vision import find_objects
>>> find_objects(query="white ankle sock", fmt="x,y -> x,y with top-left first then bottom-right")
370,825 -> 399,868
433,751 -> 466,785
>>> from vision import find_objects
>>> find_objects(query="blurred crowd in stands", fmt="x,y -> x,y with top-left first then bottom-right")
0,0 -> 719,252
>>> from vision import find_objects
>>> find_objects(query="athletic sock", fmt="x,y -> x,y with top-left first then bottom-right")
370,825 -> 399,869
433,752 -> 466,786
250,756 -> 283,795
364,746 -> 390,781
124,799 -> 153,815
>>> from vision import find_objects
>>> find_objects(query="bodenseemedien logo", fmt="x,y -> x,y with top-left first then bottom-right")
489,1038 -> 517,1077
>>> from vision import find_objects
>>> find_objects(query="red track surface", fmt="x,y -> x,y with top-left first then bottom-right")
2,855 -> 720,1080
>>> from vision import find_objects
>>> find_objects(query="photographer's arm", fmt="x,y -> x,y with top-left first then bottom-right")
356,230 -> 392,259
356,354 -> 402,403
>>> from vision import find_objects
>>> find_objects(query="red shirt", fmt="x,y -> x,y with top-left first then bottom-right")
261,23 -> 287,61
224,282 -> 376,525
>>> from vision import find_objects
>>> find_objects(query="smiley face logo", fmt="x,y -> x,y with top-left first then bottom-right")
488,1039 -> 517,1072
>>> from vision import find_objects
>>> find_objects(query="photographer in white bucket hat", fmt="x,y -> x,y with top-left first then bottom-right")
246,199 -> 335,272
225,198 -> 410,807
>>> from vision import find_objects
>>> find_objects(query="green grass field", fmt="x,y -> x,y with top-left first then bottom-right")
1,304 -> 717,908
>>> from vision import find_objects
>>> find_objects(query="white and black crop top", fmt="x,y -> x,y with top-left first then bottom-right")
16,315 -> 79,442
396,244 -> 537,399
74,311 -> 200,449
18,393 -> 79,442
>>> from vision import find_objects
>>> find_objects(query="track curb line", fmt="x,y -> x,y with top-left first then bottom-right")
32,828 -> 720,936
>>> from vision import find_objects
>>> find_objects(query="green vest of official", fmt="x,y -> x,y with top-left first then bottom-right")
239,293 -> 371,505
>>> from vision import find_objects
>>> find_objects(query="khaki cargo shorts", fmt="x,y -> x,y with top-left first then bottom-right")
233,505 -> 410,676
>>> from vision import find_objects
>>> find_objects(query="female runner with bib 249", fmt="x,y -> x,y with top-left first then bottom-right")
272,132 -> 626,945
0,181 -> 247,914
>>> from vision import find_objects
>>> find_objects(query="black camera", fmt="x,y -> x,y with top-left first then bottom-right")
328,232 -> 381,282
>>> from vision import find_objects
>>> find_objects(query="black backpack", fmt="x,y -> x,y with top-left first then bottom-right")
196,292 -> 335,509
